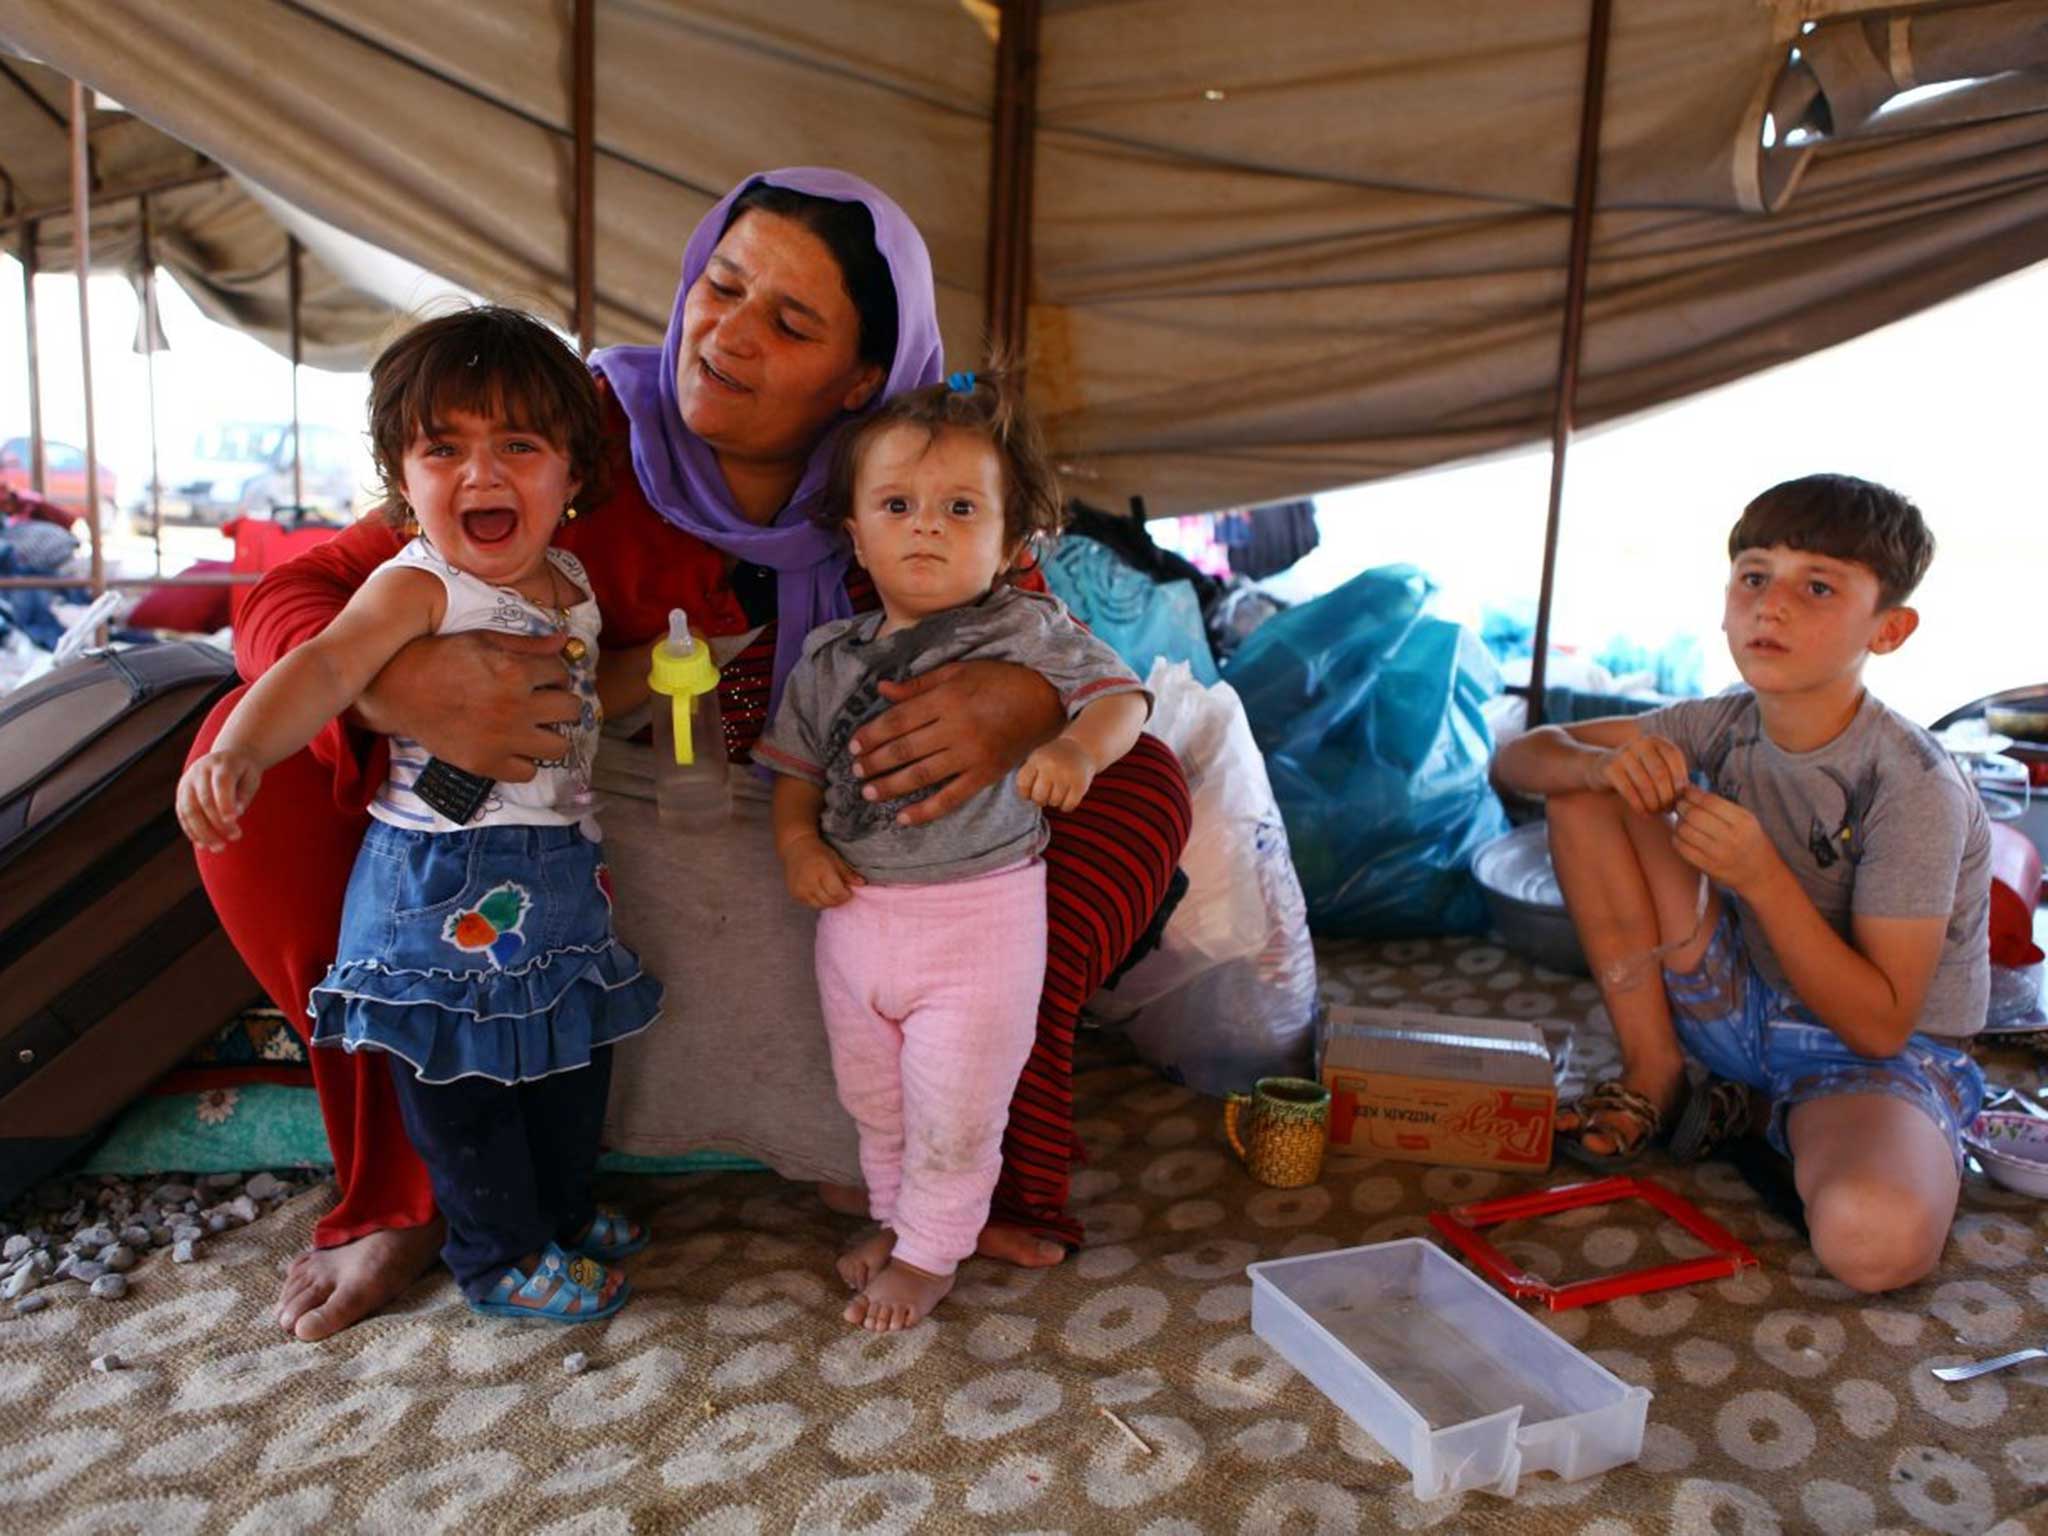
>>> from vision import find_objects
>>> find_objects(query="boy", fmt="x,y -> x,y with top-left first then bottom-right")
1492,474 -> 1990,1294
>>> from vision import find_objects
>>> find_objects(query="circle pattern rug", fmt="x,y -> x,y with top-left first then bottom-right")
3,934 -> 2045,1532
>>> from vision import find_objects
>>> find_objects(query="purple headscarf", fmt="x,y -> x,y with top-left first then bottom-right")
591,168 -> 943,717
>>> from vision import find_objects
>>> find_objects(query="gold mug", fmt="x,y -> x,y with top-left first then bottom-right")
1224,1076 -> 1331,1188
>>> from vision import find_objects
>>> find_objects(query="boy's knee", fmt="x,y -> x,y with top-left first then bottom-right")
1543,787 -> 1617,835
1805,1179 -> 1945,1294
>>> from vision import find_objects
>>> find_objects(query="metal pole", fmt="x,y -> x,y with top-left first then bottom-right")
572,0 -> 596,354
983,0 -> 1043,364
141,195 -> 163,574
70,79 -> 104,612
287,233 -> 304,510
1524,0 -> 1613,728
0,166 -> 228,238
0,572 -> 261,591
21,220 -> 45,496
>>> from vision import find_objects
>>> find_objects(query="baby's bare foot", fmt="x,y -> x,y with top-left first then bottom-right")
836,1227 -> 896,1292
846,1258 -> 953,1332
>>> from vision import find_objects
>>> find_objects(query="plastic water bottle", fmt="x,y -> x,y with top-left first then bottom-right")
647,608 -> 729,829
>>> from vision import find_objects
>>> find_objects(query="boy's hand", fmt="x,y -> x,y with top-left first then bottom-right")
177,750 -> 262,853
1016,738 -> 1096,812
1672,787 -> 1779,895
781,835 -> 865,909
1589,734 -> 1690,815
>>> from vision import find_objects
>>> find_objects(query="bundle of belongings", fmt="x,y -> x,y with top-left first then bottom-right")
1043,506 -> 1319,1094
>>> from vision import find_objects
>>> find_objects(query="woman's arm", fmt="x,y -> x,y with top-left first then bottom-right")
241,516 -> 582,784
217,569 -> 442,771
180,569 -> 440,850
848,661 -> 1064,828
596,637 -> 657,720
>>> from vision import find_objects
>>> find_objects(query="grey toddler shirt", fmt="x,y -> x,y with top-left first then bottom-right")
757,585 -> 1148,885
1641,688 -> 1992,1038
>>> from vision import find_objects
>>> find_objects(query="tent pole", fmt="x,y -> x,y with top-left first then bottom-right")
22,220 -> 46,497
288,234 -> 304,510
141,195 -> 163,575
70,79 -> 105,615
572,0 -> 596,355
983,0 -> 1043,364
1526,0 -> 1613,728
0,167 -> 227,239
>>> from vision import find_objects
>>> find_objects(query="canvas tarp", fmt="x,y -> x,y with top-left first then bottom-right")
3,0 -> 2046,515
0,57 -> 403,369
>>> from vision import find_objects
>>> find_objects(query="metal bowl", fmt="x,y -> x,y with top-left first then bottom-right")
1986,704 -> 2048,744
1967,1112 -> 2048,1199
1470,822 -> 1590,977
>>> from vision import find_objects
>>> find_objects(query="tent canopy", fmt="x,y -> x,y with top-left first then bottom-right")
4,0 -> 2046,516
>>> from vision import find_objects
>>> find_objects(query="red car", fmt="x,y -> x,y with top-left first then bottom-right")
0,437 -> 119,521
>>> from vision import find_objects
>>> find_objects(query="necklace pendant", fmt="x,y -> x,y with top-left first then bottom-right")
562,636 -> 589,664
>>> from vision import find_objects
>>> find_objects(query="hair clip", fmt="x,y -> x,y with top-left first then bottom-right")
947,370 -> 978,394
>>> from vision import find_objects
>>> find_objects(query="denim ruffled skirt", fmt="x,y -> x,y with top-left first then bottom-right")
309,819 -> 661,1085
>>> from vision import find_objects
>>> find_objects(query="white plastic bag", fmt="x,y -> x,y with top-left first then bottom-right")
1093,660 -> 1320,1096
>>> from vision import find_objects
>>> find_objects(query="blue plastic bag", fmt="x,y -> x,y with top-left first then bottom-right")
1042,535 -> 1220,685
1224,564 -> 1509,937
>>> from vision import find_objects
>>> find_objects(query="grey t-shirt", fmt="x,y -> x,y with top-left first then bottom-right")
1641,689 -> 1992,1038
756,585 -> 1148,885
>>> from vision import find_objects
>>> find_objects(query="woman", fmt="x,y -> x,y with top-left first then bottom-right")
191,168 -> 1191,1342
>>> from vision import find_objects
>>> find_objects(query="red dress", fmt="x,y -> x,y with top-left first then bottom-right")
189,382 -> 1190,1249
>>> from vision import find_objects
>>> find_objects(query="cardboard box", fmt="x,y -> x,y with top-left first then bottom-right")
1318,1006 -> 1556,1172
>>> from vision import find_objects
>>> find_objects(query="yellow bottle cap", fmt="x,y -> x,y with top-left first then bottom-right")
647,610 -> 719,764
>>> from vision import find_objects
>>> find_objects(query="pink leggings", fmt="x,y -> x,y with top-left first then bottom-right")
814,860 -> 1048,1276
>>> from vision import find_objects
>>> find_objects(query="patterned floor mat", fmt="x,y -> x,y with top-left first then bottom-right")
2,934 -> 2045,1532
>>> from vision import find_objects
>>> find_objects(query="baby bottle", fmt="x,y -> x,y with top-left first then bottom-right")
647,608 -> 730,829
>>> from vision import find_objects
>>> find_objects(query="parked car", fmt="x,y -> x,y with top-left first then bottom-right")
145,421 -> 363,526
0,436 -> 119,520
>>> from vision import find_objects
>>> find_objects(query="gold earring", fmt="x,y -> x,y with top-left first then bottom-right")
562,504 -> 579,522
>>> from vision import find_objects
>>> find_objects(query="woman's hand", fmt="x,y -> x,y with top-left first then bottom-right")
781,835 -> 865,908
1016,738 -> 1097,813
178,749 -> 262,852
849,660 -> 1062,827
355,630 -> 582,783
1588,733 -> 1690,816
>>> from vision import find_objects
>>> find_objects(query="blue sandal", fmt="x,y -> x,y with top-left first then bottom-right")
469,1243 -> 629,1323
568,1208 -> 649,1261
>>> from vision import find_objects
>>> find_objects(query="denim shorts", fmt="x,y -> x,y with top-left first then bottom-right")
1664,911 -> 1985,1174
308,819 -> 660,1084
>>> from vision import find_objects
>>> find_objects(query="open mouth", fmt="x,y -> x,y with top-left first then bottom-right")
1746,638 -> 1789,654
461,508 -> 520,545
698,356 -> 748,393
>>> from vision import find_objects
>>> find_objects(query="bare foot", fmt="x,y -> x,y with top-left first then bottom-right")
846,1258 -> 953,1331
274,1219 -> 444,1342
837,1227 -> 896,1292
817,1181 -> 870,1217
975,1220 -> 1067,1268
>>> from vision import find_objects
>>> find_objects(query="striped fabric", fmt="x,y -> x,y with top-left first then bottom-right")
719,578 -> 1192,1243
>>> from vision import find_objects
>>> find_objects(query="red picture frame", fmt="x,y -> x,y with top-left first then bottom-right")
1428,1175 -> 1759,1311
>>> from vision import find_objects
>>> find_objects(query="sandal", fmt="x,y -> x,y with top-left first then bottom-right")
1556,1079 -> 1664,1171
567,1208 -> 649,1261
469,1243 -> 629,1323
1668,1076 -> 1753,1163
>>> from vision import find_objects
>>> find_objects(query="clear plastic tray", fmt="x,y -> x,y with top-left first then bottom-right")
1248,1238 -> 1650,1499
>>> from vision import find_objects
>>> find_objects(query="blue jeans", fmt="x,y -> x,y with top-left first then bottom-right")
385,1046 -> 614,1301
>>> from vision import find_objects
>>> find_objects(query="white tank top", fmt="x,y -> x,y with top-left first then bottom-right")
367,537 -> 604,838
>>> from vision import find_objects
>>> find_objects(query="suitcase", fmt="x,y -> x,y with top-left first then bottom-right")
0,642 -> 265,1202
